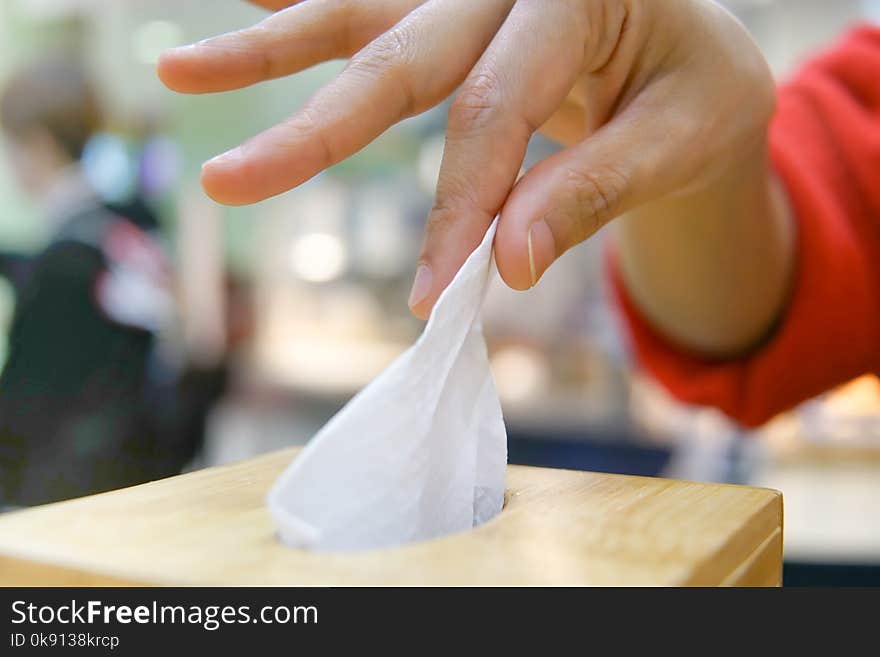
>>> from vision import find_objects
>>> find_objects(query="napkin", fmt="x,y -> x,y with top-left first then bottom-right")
268,219 -> 506,551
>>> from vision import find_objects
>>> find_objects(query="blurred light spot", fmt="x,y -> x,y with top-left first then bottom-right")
81,133 -> 136,203
490,345 -> 549,403
133,20 -> 184,65
289,233 -> 348,283
140,136 -> 182,198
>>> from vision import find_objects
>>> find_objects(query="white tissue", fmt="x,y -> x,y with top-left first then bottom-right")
268,219 -> 506,551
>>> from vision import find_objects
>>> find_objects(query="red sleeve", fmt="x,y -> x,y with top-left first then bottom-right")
610,25 -> 880,427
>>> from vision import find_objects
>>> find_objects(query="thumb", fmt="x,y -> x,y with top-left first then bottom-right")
495,101 -> 686,290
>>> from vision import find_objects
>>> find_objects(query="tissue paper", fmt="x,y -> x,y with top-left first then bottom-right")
268,219 -> 506,551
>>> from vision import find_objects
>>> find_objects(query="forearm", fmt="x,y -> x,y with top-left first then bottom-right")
614,144 -> 795,358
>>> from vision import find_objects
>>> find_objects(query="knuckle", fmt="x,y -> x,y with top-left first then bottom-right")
287,105 -> 337,167
427,200 -> 458,234
383,25 -> 415,62
329,0 -> 354,14
327,0 -> 359,55
563,165 -> 629,238
582,0 -> 629,72
324,0 -> 356,24
431,173 -> 483,221
349,27 -> 417,117
448,70 -> 505,135
235,23 -> 278,79
356,25 -> 415,72
255,45 -> 276,81
259,54 -> 274,81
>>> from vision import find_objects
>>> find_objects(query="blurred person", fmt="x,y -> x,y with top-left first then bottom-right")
159,1 -> 878,427
0,55 -> 212,506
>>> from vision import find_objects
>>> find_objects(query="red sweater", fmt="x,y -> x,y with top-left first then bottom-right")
612,25 -> 880,427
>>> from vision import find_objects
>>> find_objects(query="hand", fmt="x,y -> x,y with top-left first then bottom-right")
159,0 -> 775,320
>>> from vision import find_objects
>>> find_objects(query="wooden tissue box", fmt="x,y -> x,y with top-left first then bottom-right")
0,448 -> 783,586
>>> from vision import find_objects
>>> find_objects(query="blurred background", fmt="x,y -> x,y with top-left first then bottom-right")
0,0 -> 878,584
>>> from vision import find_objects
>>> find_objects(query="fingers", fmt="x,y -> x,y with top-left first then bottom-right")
158,0 -> 421,94
495,87 -> 692,290
408,0 -> 587,319
201,0 -> 515,205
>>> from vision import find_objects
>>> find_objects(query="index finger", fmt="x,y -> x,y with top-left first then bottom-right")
202,0 -> 514,205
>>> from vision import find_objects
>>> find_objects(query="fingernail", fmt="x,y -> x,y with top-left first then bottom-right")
408,263 -> 433,309
527,220 -> 555,287
205,145 -> 243,169
527,228 -> 537,286
170,43 -> 198,55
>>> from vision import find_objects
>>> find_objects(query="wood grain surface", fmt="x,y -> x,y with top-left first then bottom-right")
0,448 -> 783,586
